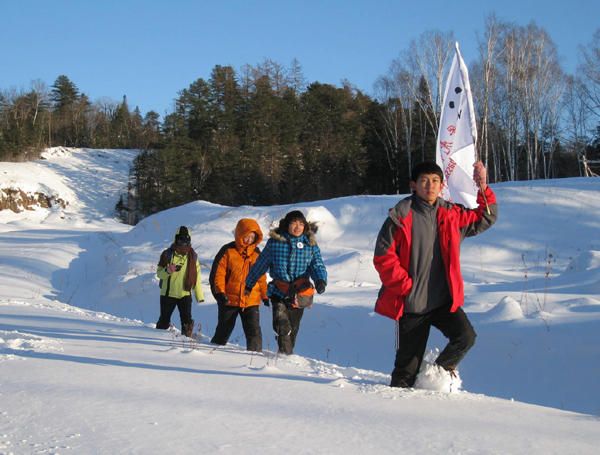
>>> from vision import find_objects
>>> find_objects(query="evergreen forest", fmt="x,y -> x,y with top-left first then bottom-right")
3,18 -> 600,224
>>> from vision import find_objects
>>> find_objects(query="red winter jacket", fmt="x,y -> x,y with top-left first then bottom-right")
373,186 -> 497,320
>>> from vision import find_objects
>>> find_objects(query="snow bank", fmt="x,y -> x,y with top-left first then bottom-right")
481,296 -> 525,323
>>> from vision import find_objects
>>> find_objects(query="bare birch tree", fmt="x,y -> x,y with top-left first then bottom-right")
489,22 -> 565,180
577,29 -> 600,121
473,12 -> 506,182
563,76 -> 591,163
407,30 -> 455,134
374,51 -> 418,190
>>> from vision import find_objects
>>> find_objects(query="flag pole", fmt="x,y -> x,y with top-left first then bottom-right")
474,139 -> 491,215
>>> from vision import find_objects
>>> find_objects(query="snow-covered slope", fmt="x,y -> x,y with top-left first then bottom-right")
1,149 -> 599,454
1,147 -> 138,223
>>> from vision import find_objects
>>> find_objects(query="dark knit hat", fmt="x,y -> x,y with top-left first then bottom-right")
175,226 -> 191,246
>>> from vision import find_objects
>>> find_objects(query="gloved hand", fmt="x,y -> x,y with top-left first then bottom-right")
262,298 -> 270,307
216,293 -> 228,306
316,279 -> 326,294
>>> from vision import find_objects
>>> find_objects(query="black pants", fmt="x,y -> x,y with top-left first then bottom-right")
156,295 -> 194,337
391,305 -> 476,387
211,305 -> 263,352
271,295 -> 304,355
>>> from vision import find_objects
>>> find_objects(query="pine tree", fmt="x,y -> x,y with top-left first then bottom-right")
51,75 -> 80,112
50,75 -> 83,146
177,78 -> 212,146
241,74 -> 283,205
141,111 -> 161,150
299,82 -> 368,200
110,96 -> 133,148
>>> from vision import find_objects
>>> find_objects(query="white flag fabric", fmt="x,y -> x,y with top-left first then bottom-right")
436,42 -> 478,208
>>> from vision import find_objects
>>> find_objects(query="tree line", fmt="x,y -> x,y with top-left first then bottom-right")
375,17 -> 600,186
3,15 -> 600,224
0,75 -> 161,160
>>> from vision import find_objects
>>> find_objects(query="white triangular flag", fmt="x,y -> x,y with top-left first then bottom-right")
436,42 -> 478,208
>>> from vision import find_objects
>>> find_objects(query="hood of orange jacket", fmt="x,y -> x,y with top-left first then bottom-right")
234,218 -> 263,256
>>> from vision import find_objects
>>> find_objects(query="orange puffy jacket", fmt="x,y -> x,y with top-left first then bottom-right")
209,218 -> 268,308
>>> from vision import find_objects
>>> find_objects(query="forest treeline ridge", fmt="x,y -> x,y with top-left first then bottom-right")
3,17 -> 600,224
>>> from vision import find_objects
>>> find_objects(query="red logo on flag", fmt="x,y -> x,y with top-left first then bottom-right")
440,141 -> 453,155
444,157 -> 457,181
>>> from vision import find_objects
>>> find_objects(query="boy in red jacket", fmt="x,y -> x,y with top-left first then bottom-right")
373,161 -> 497,388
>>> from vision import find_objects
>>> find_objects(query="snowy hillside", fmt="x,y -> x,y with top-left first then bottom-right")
1,148 -> 599,454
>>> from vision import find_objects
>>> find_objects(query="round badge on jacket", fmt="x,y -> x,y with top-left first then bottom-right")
297,242 -> 304,249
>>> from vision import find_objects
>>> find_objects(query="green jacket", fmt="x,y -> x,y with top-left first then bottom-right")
157,230 -> 204,303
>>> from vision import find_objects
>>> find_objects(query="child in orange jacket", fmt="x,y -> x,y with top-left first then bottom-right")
209,219 -> 268,352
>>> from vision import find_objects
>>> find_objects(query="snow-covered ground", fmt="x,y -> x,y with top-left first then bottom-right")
1,148 -> 599,454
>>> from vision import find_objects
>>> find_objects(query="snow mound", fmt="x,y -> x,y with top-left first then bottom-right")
305,205 -> 341,243
39,146 -> 73,159
481,296 -> 524,323
414,350 -> 463,393
559,251 -> 600,293
563,250 -> 600,274
559,297 -> 600,313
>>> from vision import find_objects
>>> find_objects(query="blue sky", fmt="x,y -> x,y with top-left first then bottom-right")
2,0 -> 599,119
